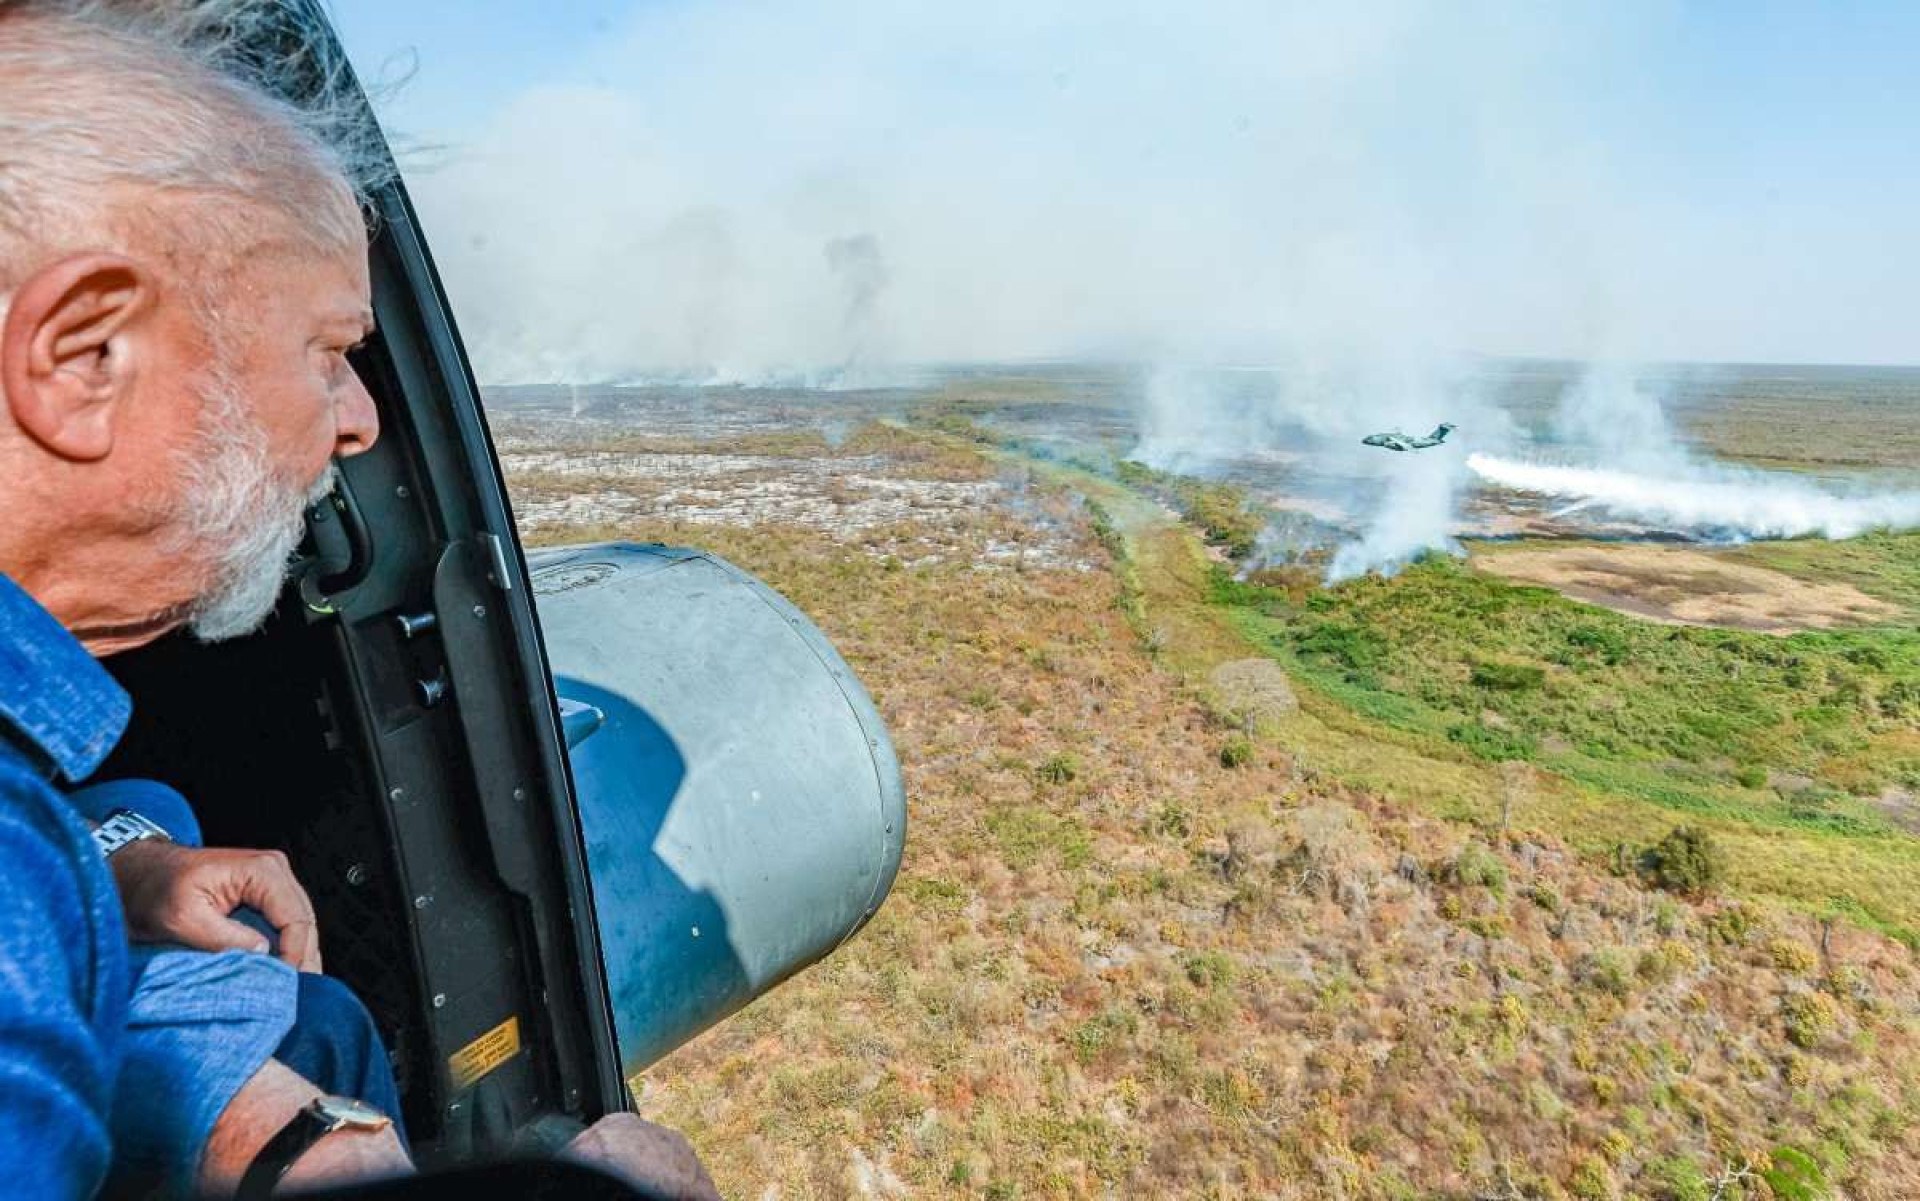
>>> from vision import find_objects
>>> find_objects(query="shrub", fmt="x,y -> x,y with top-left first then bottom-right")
1880,679 -> 1920,720
1761,1146 -> 1829,1201
1734,764 -> 1768,789
1636,939 -> 1697,985
1640,826 -> 1724,896
1767,937 -> 1819,975
1034,753 -> 1080,785
1705,902 -> 1760,946
1445,841 -> 1508,896
1569,1154 -> 1615,1201
1525,883 -> 1564,916
1782,990 -> 1840,1049
1293,620 -> 1386,672
1578,950 -> 1634,998
1219,736 -> 1253,769
1150,801 -> 1190,839
1470,661 -> 1546,691
1448,721 -> 1538,762
1562,624 -> 1628,666
1642,1156 -> 1709,1201
1182,950 -> 1237,991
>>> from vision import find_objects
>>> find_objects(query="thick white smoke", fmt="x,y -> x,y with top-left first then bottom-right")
1132,354 -> 1513,579
1327,450 -> 1467,582
343,2 -> 1920,384
1465,454 -> 1920,540
1466,363 -> 1920,540
1140,357 -> 1918,582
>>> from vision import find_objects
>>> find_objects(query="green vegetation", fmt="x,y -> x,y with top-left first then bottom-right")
1191,547 -> 1920,937
1640,826 -> 1726,896
1245,552 -> 1920,801
1217,735 -> 1253,768
511,404 -> 1920,1200
1114,459 -> 1264,559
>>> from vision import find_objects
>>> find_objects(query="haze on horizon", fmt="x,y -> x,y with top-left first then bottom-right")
332,0 -> 1920,383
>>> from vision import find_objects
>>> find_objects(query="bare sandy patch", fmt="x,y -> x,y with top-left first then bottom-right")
1472,543 -> 1900,633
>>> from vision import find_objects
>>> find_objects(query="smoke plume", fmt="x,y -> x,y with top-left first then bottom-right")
349,1 -> 1920,384
1464,365 -> 1920,541
1465,454 -> 1920,540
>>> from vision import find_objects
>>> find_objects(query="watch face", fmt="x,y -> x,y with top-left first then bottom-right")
314,1095 -> 392,1130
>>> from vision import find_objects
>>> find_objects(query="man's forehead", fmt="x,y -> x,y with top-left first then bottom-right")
238,236 -> 372,323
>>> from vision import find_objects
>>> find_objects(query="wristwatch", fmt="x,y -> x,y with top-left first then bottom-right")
238,1095 -> 394,1200
90,808 -> 171,859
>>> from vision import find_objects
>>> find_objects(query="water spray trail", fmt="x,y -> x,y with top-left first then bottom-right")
1467,453 -> 1920,540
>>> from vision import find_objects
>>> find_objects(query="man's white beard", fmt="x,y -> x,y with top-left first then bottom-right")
170,366 -> 337,643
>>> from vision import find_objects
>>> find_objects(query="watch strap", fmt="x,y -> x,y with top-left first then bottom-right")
90,808 -> 171,859
237,1096 -> 391,1200
237,1102 -> 338,1201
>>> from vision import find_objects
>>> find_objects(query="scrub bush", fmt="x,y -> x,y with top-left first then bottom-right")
1641,826 -> 1724,896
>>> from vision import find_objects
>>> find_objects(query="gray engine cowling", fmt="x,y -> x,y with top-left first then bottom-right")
528,542 -> 906,1074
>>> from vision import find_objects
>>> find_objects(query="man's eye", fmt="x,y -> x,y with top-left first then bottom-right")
325,349 -> 355,384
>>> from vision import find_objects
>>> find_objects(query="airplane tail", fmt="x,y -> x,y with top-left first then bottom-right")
1430,423 -> 1455,443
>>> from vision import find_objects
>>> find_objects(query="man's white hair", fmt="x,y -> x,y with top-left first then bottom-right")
0,0 -> 391,291
0,1 -> 394,640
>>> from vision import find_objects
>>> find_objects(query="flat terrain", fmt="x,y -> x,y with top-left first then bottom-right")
1471,544 -> 1901,633
498,383 -> 1920,1201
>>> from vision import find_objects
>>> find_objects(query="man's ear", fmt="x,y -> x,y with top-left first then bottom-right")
1,253 -> 156,462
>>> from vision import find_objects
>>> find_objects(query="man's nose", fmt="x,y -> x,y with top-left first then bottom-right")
334,369 -> 380,457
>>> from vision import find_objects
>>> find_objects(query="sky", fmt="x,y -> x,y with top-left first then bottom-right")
326,1 -> 1920,380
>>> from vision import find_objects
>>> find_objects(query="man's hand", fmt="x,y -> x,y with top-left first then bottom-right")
110,842 -> 321,972
565,1113 -> 721,1201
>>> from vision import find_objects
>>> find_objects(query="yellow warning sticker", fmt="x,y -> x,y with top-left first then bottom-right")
449,1016 -> 521,1090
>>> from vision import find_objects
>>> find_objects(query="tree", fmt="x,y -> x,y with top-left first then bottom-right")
1641,825 -> 1724,896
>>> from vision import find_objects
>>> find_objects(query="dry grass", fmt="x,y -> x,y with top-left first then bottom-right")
1472,544 -> 1901,633
512,430 -> 1920,1201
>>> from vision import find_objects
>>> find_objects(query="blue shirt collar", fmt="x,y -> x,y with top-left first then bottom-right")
0,574 -> 130,783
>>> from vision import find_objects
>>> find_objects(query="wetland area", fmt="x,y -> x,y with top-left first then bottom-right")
492,362 -> 1920,1200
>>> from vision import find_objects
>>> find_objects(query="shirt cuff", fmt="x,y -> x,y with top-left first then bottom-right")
111,949 -> 298,1198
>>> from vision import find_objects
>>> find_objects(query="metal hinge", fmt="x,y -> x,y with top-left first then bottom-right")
480,532 -> 514,592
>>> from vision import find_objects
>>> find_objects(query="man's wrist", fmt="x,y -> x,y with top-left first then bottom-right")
200,1062 -> 411,1197
91,808 -> 172,858
238,1096 -> 394,1200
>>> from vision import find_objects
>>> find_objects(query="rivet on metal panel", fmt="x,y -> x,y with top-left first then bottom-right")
395,485 -> 410,499
431,993 -> 446,1009
512,788 -> 527,802
413,894 -> 433,910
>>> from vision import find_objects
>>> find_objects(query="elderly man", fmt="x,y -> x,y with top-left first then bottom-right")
0,3 -> 716,1198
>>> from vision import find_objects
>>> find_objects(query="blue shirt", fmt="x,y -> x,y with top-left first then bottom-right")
67,780 -> 298,1199
0,574 -> 134,1198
